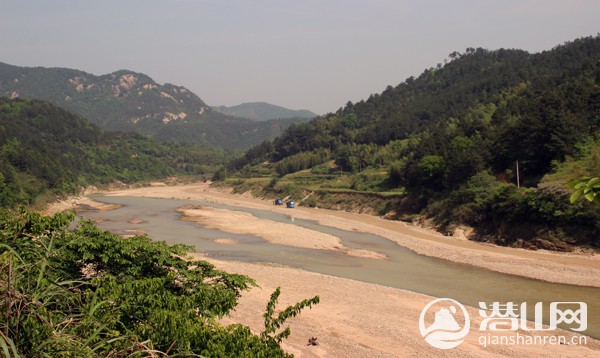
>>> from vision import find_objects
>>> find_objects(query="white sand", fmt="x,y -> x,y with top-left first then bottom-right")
177,205 -> 387,259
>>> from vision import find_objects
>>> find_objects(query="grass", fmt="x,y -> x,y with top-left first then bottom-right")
228,164 -> 406,211
314,187 -> 405,197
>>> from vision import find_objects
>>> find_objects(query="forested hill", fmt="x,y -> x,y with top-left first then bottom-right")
213,102 -> 317,121
231,35 -> 600,250
0,98 -> 225,207
0,63 -> 297,150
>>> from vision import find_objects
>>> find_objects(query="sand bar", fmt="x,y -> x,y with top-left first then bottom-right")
177,205 -> 387,260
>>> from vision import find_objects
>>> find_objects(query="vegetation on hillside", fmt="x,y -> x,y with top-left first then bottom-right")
0,208 -> 318,357
213,102 -> 317,122
227,35 -> 600,251
568,177 -> 600,205
0,63 -> 304,150
0,98 -> 225,207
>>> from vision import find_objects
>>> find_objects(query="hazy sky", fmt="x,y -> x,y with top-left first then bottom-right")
1,1 -> 599,114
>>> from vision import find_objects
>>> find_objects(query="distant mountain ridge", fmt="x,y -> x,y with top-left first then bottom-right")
0,62 -> 298,149
213,102 -> 317,121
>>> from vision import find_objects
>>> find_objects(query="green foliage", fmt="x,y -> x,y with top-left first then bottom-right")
212,167 -> 228,182
0,63 -> 302,150
0,98 -> 226,207
270,182 -> 305,202
237,35 -> 600,184
261,287 -> 319,348
229,140 -> 274,170
274,149 -> 329,176
0,208 -> 319,356
333,145 -> 357,172
229,35 -> 600,250
372,139 -> 411,167
386,160 -> 406,187
302,194 -> 319,208
266,176 -> 279,189
482,182 -> 598,248
428,171 -> 503,226
340,113 -> 359,129
568,177 -> 600,205
425,174 -> 600,249
214,102 -> 317,122
417,155 -> 446,180
546,142 -> 600,207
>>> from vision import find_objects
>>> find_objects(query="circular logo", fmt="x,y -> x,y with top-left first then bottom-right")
419,298 -> 470,349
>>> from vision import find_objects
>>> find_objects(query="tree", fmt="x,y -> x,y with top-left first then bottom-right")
568,177 -> 600,205
0,208 -> 319,356
212,167 -> 228,181
334,145 -> 358,172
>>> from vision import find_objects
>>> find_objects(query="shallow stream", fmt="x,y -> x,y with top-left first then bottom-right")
78,195 -> 600,339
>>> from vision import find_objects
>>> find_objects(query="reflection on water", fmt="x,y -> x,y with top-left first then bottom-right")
78,195 -> 600,339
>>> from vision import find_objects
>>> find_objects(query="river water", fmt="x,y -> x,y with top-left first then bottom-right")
78,195 -> 600,339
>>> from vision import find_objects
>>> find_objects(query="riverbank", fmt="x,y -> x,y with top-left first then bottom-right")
193,254 -> 600,357
91,182 -> 600,288
44,182 -> 600,357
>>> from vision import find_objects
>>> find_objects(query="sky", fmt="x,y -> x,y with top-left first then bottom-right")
1,1 -> 599,115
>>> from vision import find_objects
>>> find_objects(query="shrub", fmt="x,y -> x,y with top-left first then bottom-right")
0,208 -> 318,356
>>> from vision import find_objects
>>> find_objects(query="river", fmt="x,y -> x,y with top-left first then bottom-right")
77,195 -> 600,339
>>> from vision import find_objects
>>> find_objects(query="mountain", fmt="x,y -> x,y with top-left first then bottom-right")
213,102 -> 317,121
237,35 -> 600,174
230,35 -> 600,250
0,97 -> 225,207
0,63 -> 296,150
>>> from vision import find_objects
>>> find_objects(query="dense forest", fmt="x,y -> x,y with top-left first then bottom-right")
0,98 -> 225,207
229,35 -> 600,250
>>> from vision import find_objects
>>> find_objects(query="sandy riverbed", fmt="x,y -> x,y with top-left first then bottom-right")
197,254 -> 600,357
98,182 -> 600,287
45,196 -> 122,213
177,205 -> 387,259
46,182 -> 600,357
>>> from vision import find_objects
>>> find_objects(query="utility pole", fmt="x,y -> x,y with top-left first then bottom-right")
516,160 -> 520,188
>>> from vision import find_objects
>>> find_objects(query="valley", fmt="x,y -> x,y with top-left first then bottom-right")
2,28 -> 599,357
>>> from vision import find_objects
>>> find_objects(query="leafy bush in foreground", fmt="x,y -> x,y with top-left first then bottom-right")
0,208 -> 318,357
